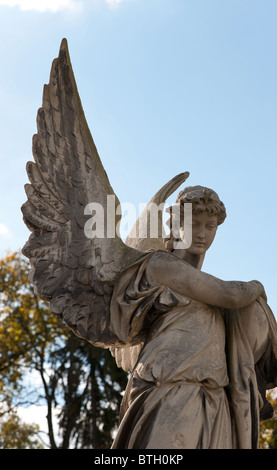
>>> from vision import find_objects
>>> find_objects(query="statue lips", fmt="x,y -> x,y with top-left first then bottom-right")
194,242 -> 206,248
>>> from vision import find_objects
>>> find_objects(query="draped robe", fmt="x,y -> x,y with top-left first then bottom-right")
109,252 -> 277,449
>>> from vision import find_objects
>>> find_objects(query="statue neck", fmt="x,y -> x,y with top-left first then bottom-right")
172,249 -> 205,270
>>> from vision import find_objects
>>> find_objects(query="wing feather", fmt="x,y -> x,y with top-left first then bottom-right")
26,161 -> 65,212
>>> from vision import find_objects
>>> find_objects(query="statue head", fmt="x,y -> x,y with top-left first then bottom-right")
164,185 -> 227,253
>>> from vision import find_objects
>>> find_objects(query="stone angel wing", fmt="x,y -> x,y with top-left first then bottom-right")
21,38 -> 189,368
21,39 -> 142,348
125,171 -> 190,252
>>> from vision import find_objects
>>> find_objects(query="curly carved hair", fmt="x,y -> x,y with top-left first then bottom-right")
164,185 -> 227,252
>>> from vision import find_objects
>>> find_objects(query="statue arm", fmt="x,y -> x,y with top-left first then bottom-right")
146,251 -> 265,309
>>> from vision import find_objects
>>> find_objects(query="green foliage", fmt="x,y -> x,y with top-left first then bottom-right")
0,251 -> 128,448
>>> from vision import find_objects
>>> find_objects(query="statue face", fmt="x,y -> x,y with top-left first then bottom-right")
185,212 -> 218,255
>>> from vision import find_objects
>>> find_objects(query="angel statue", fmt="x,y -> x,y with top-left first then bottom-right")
21,39 -> 277,449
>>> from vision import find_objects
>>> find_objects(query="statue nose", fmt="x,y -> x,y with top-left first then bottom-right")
196,228 -> 205,239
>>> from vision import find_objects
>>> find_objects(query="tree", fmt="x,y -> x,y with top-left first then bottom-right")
0,251 -> 127,448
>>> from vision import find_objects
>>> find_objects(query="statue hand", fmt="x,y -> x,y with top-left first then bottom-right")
251,280 -> 267,303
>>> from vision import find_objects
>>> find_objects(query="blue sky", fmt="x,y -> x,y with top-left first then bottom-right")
0,0 -> 276,315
